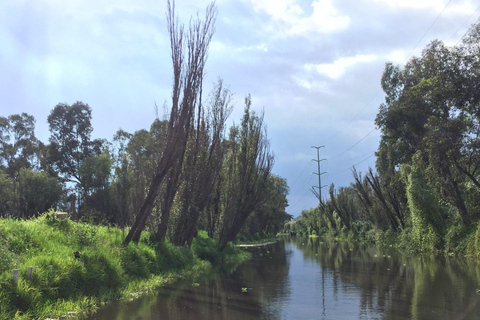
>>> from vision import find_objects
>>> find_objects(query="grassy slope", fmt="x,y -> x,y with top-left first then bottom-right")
0,213 -> 250,320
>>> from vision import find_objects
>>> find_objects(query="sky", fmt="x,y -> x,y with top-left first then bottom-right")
1,0 -> 479,217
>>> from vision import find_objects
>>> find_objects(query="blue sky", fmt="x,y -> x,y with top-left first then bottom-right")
1,0 -> 478,217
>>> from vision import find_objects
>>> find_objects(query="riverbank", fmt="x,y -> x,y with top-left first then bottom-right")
295,220 -> 480,258
0,214 -> 251,320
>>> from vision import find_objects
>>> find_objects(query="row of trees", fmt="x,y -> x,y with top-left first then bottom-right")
287,19 -> 480,253
0,1 -> 291,248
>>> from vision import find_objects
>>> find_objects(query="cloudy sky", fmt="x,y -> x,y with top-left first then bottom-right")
1,0 -> 479,217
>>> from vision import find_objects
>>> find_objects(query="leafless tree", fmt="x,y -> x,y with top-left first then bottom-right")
124,0 -> 217,245
172,79 -> 232,246
219,97 -> 274,249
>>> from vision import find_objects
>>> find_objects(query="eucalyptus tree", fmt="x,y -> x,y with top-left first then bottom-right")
124,0 -> 217,245
375,22 -> 480,224
0,113 -> 39,176
0,113 -> 43,216
47,101 -> 105,217
110,129 -> 133,227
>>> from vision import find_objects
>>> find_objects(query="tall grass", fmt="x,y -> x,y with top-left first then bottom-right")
0,212 -> 250,320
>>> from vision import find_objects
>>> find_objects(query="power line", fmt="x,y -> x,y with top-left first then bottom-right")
326,0 -> 456,155
401,0 -> 454,63
288,187 -> 314,213
288,160 -> 312,191
454,6 -> 480,46
329,128 -> 377,160
335,150 -> 377,162
449,5 -> 480,45
329,152 -> 376,176
328,92 -> 381,141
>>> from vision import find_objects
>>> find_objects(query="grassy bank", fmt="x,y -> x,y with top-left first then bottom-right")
354,222 -> 480,258
0,213 -> 251,320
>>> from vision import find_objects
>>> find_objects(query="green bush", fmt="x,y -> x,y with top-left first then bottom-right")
192,231 -> 221,265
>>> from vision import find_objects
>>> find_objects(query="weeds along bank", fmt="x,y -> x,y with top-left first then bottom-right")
291,219 -> 480,258
0,213 -> 251,320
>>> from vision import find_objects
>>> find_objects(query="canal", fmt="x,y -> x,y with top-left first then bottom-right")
87,237 -> 480,319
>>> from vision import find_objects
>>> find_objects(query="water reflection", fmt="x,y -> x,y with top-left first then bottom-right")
87,243 -> 289,320
288,237 -> 480,320
87,238 -> 480,320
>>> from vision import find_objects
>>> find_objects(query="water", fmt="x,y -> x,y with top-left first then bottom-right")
87,237 -> 480,319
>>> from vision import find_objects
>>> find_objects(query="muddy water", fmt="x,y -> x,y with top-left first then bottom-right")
87,237 -> 480,319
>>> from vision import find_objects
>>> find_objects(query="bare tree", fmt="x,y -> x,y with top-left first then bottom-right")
172,79 -> 232,246
219,97 -> 274,250
124,0 -> 217,245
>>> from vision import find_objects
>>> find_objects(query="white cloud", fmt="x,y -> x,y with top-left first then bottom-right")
384,49 -> 408,64
305,54 -> 378,79
247,0 -> 350,36
288,0 -> 350,35
374,0 -> 476,14
375,0 -> 441,9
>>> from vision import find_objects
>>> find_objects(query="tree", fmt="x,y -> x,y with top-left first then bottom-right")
17,168 -> 63,219
403,152 -> 444,252
0,169 -> 13,217
0,113 -> 39,176
375,24 -> 480,224
47,101 -> 103,184
172,79 -> 232,246
243,174 -> 291,235
0,113 -> 40,216
47,101 -> 105,218
111,129 -> 134,227
77,153 -> 113,221
219,98 -> 274,249
124,0 -> 217,245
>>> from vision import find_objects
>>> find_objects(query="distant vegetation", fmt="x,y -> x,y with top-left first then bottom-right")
285,19 -> 480,256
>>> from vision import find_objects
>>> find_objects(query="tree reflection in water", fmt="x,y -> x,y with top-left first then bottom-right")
289,237 -> 480,320
88,238 -> 480,320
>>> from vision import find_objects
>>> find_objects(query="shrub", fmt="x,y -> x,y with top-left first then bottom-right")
192,231 -> 221,265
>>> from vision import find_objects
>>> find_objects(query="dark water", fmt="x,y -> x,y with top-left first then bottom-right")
87,238 -> 480,320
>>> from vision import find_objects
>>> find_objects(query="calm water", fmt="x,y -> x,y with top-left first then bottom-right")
87,238 -> 480,320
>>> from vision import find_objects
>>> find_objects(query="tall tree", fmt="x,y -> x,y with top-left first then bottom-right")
47,101 -> 102,185
0,113 -> 40,216
172,79 -> 232,246
0,113 -> 39,176
219,98 -> 274,249
375,22 -> 480,224
124,0 -> 217,245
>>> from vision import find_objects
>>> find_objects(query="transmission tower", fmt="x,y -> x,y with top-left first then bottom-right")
311,146 -> 327,206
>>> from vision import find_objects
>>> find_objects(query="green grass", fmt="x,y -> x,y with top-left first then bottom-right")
0,212 -> 251,320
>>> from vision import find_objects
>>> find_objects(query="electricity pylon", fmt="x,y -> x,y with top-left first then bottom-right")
311,146 -> 327,206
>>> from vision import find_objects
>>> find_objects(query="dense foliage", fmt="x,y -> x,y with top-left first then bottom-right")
0,214 -> 250,319
286,20 -> 480,256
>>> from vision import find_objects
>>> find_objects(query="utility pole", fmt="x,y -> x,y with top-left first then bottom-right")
311,146 -> 327,206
